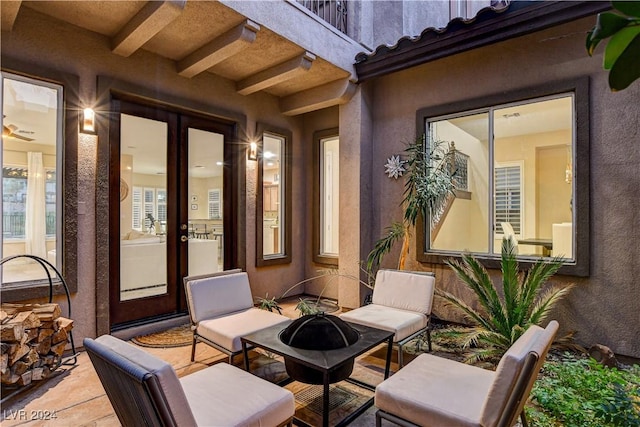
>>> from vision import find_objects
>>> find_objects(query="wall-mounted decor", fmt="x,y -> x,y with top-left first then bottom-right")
120,178 -> 129,201
191,204 -> 198,210
384,155 -> 406,179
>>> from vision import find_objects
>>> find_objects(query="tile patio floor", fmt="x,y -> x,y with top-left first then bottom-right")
1,299 -> 407,426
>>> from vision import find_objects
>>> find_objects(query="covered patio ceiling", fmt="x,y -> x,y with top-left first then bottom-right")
1,0 -> 358,116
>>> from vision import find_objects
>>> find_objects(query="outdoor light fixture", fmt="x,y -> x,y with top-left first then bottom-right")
247,142 -> 258,161
81,108 -> 96,134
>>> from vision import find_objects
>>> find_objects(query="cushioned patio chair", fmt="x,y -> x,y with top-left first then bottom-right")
374,320 -> 559,427
339,269 -> 435,368
85,335 -> 294,427
184,270 -> 291,364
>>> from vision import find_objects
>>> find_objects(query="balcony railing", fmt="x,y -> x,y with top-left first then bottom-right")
297,0 -> 348,34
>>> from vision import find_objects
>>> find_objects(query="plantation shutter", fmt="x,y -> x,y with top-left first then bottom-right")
208,189 -> 221,219
132,187 -> 142,230
494,165 -> 522,235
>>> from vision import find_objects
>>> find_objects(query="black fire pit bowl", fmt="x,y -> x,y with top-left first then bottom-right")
279,313 -> 359,385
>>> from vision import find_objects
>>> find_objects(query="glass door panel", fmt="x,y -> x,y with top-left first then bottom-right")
187,128 -> 224,275
119,114 -> 167,301
262,134 -> 284,257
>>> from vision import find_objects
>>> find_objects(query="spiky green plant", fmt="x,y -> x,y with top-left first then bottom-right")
439,238 -> 574,364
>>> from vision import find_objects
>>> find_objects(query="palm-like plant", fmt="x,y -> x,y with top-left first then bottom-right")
366,136 -> 455,274
439,238 -> 574,364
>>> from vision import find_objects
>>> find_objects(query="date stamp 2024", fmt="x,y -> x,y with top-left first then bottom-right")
3,409 -> 58,421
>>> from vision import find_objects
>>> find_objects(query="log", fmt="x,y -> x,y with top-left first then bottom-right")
24,328 -> 39,344
11,360 -> 29,376
8,311 -> 42,329
31,367 -> 44,381
50,342 -> 67,357
55,317 -> 73,332
0,310 -> 8,323
17,370 -> 32,386
36,337 -> 52,355
51,328 -> 67,345
8,344 -> 30,365
32,304 -> 62,322
38,328 -> 55,342
1,323 -> 24,342
0,353 -> 8,374
1,370 -> 19,384
23,349 -> 40,366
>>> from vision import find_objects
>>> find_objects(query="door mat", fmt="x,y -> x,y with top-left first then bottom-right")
131,324 -> 192,348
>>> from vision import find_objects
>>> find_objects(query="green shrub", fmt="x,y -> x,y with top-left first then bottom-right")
528,353 -> 640,426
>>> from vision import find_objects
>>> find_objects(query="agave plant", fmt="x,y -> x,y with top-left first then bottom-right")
439,238 -> 574,364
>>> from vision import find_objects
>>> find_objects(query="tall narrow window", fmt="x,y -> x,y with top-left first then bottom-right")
313,129 -> 340,265
256,126 -> 292,266
1,73 -> 63,283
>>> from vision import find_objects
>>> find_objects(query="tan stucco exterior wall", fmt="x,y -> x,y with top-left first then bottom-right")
1,6 -> 334,343
366,17 -> 640,357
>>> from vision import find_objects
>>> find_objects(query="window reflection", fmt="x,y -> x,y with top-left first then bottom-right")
1,74 -> 62,283
427,95 -> 575,260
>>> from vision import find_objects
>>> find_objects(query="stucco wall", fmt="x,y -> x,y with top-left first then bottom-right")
1,7 -> 313,343
366,17 -> 640,357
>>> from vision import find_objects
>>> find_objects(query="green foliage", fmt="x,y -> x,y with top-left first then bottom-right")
402,135 -> 456,226
527,353 -> 640,426
366,136 -> 455,275
439,238 -> 573,364
256,294 -> 282,314
587,1 -> 640,91
366,222 -> 405,274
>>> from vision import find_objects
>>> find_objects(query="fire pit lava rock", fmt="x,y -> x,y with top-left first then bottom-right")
279,313 -> 359,384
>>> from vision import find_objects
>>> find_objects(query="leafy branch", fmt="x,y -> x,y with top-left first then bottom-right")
587,1 -> 640,91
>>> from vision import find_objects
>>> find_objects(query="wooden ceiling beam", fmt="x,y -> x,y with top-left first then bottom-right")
178,20 -> 260,78
1,1 -> 22,32
236,51 -> 316,96
112,0 -> 186,57
280,78 -> 356,116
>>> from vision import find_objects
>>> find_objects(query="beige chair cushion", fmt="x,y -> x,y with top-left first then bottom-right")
95,335 -> 197,426
479,325 -> 543,426
186,272 -> 254,323
376,353 -> 494,427
372,269 -> 435,314
339,304 -> 427,342
197,307 -> 290,352
181,362 -> 295,427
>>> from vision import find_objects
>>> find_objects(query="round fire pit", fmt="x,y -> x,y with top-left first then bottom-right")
279,313 -> 359,384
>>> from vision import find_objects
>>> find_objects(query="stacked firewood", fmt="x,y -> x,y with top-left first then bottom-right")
0,303 -> 73,387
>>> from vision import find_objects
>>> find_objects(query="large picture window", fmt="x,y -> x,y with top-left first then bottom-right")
417,79 -> 589,276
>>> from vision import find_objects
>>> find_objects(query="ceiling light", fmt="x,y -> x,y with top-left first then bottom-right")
216,161 -> 223,166
263,151 -> 275,159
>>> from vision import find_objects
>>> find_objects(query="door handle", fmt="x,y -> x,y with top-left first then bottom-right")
181,235 -> 188,242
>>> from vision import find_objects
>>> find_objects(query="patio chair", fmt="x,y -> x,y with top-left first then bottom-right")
184,270 -> 291,364
339,269 -> 435,368
85,335 -> 294,427
374,320 -> 559,427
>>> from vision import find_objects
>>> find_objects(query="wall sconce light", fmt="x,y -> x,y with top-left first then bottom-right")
247,142 -> 258,161
81,108 -> 96,134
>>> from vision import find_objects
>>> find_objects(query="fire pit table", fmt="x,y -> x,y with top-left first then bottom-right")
241,318 -> 394,427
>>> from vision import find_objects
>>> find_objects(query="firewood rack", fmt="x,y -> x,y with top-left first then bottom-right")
0,254 -> 78,404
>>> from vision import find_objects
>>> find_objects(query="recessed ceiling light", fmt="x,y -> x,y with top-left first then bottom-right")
127,145 -> 137,149
194,165 -> 205,168
264,151 -> 275,159
216,161 -> 223,166
502,112 -> 520,119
